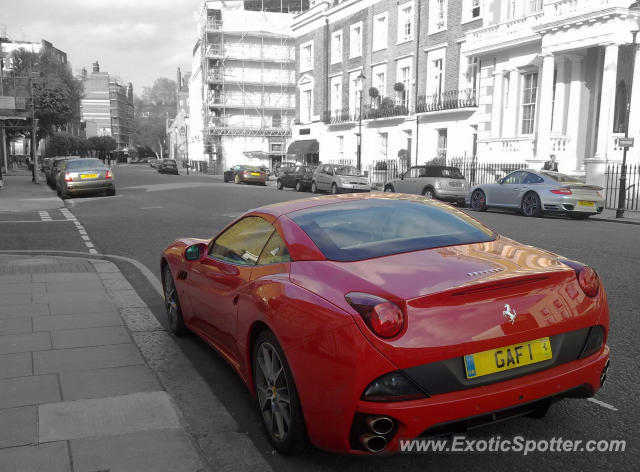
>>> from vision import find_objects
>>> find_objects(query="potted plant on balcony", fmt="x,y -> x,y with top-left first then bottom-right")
393,82 -> 405,93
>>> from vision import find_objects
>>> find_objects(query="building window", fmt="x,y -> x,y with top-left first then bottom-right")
300,41 -> 313,72
330,76 -> 342,113
462,0 -> 481,22
349,70 -> 363,115
331,31 -> 343,64
337,135 -> 344,160
459,56 -> 478,91
397,2 -> 413,43
437,129 -> 447,160
371,63 -> 387,107
372,12 -> 388,52
521,72 -> 538,135
429,0 -> 447,33
426,48 -> 446,98
301,89 -> 312,123
350,22 -> 363,58
379,132 -> 388,160
397,61 -> 411,108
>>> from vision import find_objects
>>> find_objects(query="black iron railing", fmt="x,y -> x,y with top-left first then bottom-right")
416,89 -> 477,113
605,163 -> 640,210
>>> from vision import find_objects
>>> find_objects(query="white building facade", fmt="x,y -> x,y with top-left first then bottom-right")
463,0 -> 640,185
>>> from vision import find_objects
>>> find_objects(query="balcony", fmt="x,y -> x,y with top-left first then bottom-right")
477,137 -> 536,160
543,0 -> 632,19
323,108 -> 358,124
416,89 -> 477,114
362,103 -> 409,120
205,19 -> 223,32
462,11 -> 544,55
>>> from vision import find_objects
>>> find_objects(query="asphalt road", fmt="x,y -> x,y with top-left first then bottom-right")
4,164 -> 638,471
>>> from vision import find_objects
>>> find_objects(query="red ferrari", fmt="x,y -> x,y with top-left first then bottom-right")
161,193 -> 610,455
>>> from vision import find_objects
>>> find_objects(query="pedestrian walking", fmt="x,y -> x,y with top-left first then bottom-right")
543,154 -> 558,171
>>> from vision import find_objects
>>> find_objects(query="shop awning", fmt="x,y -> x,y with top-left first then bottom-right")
286,139 -> 319,158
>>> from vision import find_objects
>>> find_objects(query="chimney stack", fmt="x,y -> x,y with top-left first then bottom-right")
92,61 -> 100,73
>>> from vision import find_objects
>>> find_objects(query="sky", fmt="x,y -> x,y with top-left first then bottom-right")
1,0 -> 202,95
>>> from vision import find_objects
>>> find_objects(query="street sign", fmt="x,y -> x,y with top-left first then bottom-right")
618,137 -> 634,148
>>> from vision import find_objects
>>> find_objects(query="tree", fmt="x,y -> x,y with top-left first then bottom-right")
135,77 -> 178,155
87,136 -> 117,160
142,78 -> 177,108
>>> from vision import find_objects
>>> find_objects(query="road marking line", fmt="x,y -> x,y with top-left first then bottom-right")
81,235 -> 90,241
78,229 -> 87,235
39,211 -> 51,221
85,242 -> 95,248
587,398 -> 618,411
89,248 -> 98,254
0,220 -> 71,223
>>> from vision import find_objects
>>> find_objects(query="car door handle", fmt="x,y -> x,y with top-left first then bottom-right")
233,294 -> 239,305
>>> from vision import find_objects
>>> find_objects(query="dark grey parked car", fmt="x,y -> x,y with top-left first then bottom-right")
56,158 -> 115,199
46,157 -> 73,188
276,165 -> 315,191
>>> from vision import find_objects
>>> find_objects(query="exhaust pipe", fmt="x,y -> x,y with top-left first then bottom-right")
367,416 -> 394,435
600,359 -> 610,387
360,434 -> 387,453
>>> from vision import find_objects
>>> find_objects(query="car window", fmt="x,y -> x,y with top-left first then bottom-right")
502,171 -> 525,185
335,166 -> 360,176
523,172 -> 544,184
440,167 -> 464,178
209,216 -> 275,266
424,167 -> 440,178
257,231 -> 291,265
324,165 -> 333,175
65,159 -> 105,170
407,167 -> 423,178
539,171 -> 585,184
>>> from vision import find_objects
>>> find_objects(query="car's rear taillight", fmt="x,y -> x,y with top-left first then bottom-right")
559,259 -> 600,297
345,292 -> 404,338
64,173 -> 72,182
550,188 -> 572,195
105,169 -> 112,179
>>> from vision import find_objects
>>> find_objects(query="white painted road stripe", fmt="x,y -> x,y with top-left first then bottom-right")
587,398 -> 618,411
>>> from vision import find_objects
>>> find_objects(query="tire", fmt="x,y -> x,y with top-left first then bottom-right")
253,330 -> 307,454
58,187 -> 69,200
457,199 -> 466,208
422,187 -> 436,199
470,189 -> 487,212
311,181 -> 317,194
521,192 -> 542,217
276,179 -> 283,190
384,184 -> 395,193
162,264 -> 188,336
234,174 -> 240,184
107,187 -> 116,196
331,183 -> 338,195
295,181 -> 303,192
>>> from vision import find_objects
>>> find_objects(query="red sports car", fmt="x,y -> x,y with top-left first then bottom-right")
160,193 -> 610,455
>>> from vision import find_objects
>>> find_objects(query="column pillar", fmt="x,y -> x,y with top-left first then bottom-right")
552,56 -> 567,134
566,54 -> 585,170
491,70 -> 503,138
536,53 -> 555,162
627,44 -> 640,163
594,44 -> 619,160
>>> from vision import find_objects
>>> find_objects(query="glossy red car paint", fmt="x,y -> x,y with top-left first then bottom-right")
161,193 -> 610,454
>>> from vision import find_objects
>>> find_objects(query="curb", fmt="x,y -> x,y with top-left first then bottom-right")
591,216 -> 640,226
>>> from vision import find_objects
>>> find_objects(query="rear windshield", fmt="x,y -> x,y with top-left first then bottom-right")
335,166 -> 361,176
289,198 -> 495,261
440,167 -> 464,178
540,171 -> 585,184
163,160 -> 176,164
301,166 -> 314,173
65,159 -> 105,170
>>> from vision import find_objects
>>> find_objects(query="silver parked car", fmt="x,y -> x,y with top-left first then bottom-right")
56,158 -> 115,199
383,165 -> 469,205
467,169 -> 605,218
311,164 -> 371,194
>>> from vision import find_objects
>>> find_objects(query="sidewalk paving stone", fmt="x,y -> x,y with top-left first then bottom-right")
48,298 -> 118,316
60,365 -> 162,401
70,429 -> 205,472
119,306 -> 164,332
0,353 -> 32,379
43,280 -> 105,293
39,391 -> 181,442
33,312 -> 123,331
32,288 -> 112,303
0,318 -> 32,336
0,332 -> 51,355
0,441 -> 71,472
0,283 -> 45,295
0,374 -> 60,408
33,343 -> 144,374
32,272 -> 100,283
0,406 -> 36,448
107,289 -> 147,309
0,303 -> 49,319
0,274 -> 31,285
50,325 -> 131,349
0,293 -> 32,306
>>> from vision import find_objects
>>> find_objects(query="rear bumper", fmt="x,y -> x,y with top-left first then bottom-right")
435,188 -> 468,201
541,195 -> 605,214
345,346 -> 609,454
64,181 -> 114,194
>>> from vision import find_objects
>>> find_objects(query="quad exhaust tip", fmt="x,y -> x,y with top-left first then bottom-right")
367,416 -> 394,435
360,434 -> 388,453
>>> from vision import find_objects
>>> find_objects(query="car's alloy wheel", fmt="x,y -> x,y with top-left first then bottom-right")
295,181 -> 303,192
471,189 -> 487,211
423,187 -> 435,199
331,183 -> 338,194
384,185 -> 394,193
163,265 -> 187,336
311,181 -> 317,193
521,192 -> 542,217
253,331 -> 306,454
277,179 -> 283,190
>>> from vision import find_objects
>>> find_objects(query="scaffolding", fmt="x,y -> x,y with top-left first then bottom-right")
199,2 -> 300,171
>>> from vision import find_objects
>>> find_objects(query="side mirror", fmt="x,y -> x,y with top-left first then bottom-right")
185,243 -> 207,261
496,177 -> 503,184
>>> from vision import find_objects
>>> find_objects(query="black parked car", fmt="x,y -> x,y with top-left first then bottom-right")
46,157 -> 73,188
157,159 -> 179,175
276,165 -> 315,192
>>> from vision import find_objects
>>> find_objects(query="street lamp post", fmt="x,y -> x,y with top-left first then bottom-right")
617,3 -> 640,218
184,115 -> 190,175
356,72 -> 365,171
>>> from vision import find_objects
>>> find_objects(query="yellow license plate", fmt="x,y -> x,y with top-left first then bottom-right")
250,172 -> 260,176
578,201 -> 595,207
464,337 -> 552,379
80,173 -> 98,179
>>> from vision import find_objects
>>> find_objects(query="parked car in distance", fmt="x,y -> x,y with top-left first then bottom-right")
384,165 -> 469,205
467,169 -> 605,219
148,158 -> 159,168
223,165 -> 267,185
46,157 -> 73,188
311,164 -> 371,194
55,158 -> 115,199
157,159 -> 179,175
161,193 -> 610,455
259,165 -> 271,179
277,165 -> 315,192
274,161 -> 295,178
